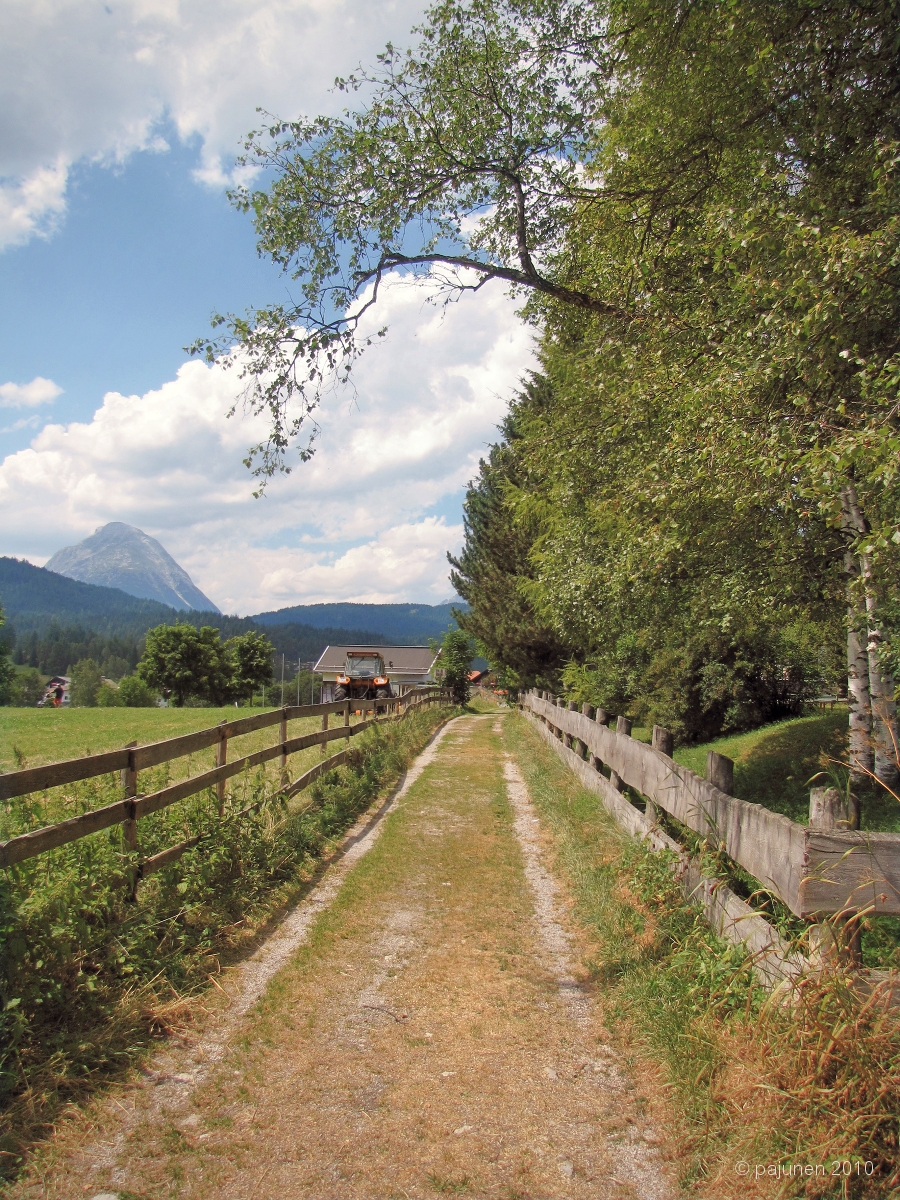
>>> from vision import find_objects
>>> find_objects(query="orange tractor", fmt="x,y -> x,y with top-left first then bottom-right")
333,651 -> 394,702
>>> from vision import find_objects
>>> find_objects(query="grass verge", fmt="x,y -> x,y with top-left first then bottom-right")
505,712 -> 900,1200
0,703 -> 456,1186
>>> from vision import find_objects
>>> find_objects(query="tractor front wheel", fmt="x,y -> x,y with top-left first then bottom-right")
333,685 -> 348,702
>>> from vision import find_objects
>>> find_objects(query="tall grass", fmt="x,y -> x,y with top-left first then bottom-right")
0,703 -> 453,1182
506,714 -> 900,1199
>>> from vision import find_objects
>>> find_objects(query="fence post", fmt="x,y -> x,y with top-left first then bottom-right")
652,725 -> 674,757
609,716 -> 631,792
344,699 -> 351,743
216,722 -> 229,814
278,708 -> 288,786
808,786 -> 862,968
321,708 -> 329,756
588,707 -> 607,769
121,741 -> 138,850
647,725 -> 673,822
706,751 -> 734,795
565,699 -> 578,748
578,703 -> 594,760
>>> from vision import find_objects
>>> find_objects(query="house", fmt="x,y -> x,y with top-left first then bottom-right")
314,645 -> 439,701
39,675 -> 70,707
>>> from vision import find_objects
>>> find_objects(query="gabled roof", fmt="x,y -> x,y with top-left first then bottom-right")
313,645 -> 438,674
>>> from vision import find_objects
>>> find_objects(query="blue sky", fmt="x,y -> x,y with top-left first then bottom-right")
0,0 -> 534,614
0,134 -> 283,455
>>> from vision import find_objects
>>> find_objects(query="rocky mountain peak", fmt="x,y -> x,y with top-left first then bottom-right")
45,522 -> 220,613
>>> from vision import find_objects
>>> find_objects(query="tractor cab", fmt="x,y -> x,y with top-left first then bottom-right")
333,652 -> 393,701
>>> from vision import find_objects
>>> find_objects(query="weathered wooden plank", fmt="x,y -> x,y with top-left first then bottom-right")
140,835 -> 201,877
0,798 -> 132,867
679,858 -> 805,988
131,704 -> 352,771
524,710 -> 801,986
527,694 -> 806,913
283,701 -> 353,721
0,748 -> 131,801
134,759 -> 248,818
282,724 -> 356,757
284,749 -> 352,798
800,830 -> 900,917
132,725 -> 235,771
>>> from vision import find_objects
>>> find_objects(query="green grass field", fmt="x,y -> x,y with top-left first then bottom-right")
0,704 -> 371,843
0,705 -> 277,771
671,710 -> 900,832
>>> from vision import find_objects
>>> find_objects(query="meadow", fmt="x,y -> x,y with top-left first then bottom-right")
0,703 -> 371,845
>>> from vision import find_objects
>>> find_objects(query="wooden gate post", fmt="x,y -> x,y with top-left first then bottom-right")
121,741 -> 140,899
808,786 -> 862,969
217,722 -> 229,814
609,716 -> 631,792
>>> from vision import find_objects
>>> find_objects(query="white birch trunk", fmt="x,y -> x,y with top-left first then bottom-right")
845,552 -> 873,784
841,481 -> 899,788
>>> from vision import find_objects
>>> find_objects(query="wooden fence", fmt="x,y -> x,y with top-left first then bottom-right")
521,691 -> 900,986
0,687 -> 447,876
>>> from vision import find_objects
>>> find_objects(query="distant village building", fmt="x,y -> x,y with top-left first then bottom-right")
314,646 -> 439,702
39,676 -> 70,707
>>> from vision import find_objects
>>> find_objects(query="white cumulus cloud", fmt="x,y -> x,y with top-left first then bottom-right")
0,376 -> 64,408
0,0 -> 427,250
0,273 -> 535,612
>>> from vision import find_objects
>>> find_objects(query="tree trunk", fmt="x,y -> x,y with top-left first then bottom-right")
865,598 -> 899,787
841,482 -> 899,788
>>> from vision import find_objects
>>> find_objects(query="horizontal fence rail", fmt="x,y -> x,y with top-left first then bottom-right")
0,700 -> 352,801
522,692 -> 900,919
0,688 -> 447,872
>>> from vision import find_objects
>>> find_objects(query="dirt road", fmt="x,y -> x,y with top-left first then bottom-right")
16,713 -> 675,1200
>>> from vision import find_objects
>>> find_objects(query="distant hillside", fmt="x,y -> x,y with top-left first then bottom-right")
0,558 -> 392,676
252,601 -> 462,643
46,522 -> 220,612
0,557 -> 183,635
